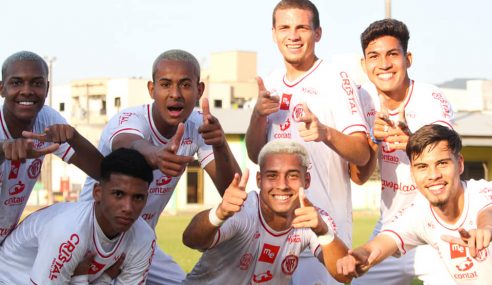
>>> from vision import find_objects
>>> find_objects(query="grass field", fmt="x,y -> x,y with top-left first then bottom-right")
155,211 -> 423,285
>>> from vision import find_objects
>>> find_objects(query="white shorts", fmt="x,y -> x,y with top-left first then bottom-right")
352,221 -> 455,285
146,245 -> 186,285
290,253 -> 342,285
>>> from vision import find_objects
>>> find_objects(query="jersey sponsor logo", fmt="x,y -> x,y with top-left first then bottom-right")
456,257 -> 474,272
0,224 -> 16,237
141,213 -> 156,221
8,160 -> 21,179
453,271 -> 478,280
181,137 -> 192,145
431,92 -> 452,118
381,179 -> 416,193
302,87 -> 318,96
118,112 -> 135,125
450,243 -> 467,259
381,153 -> 399,164
88,259 -> 106,274
279,118 -> 290,132
156,175 -> 172,186
8,180 -> 25,195
258,243 -> 280,264
148,186 -> 173,194
4,195 -> 28,206
339,72 -> 358,115
28,159 -> 42,179
281,255 -> 298,275
479,187 -> 492,201
273,132 -> 291,139
381,143 -> 397,154
239,253 -> 253,270
287,234 -> 301,243
475,248 -> 488,262
366,109 -> 376,118
280,94 -> 292,110
252,270 -> 273,283
291,104 -> 305,122
49,233 -> 80,280
314,206 -> 337,232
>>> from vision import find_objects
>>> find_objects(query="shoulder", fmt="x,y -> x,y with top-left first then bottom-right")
36,105 -> 66,124
127,217 -> 156,244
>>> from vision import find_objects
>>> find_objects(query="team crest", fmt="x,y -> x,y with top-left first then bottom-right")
28,159 -> 42,179
281,255 -> 298,275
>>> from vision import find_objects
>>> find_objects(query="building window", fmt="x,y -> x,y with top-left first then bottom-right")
214,99 -> 222,108
462,161 -> 487,180
100,100 -> 106,115
186,160 -> 203,204
114,97 -> 121,107
59,102 -> 65,112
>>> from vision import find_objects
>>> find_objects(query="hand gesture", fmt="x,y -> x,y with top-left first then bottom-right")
441,227 -> 492,258
2,138 -> 59,162
297,102 -> 328,142
253,76 -> 279,117
198,97 -> 225,147
292,187 -> 328,235
22,124 -> 77,144
336,248 -> 381,278
72,251 -> 96,277
216,169 -> 249,220
104,253 -> 126,279
156,123 -> 194,177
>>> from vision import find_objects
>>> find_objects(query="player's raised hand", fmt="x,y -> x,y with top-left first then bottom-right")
73,251 -> 96,276
441,227 -> 491,258
105,253 -> 126,279
198,97 -> 225,147
336,248 -> 381,278
292,187 -> 329,235
253,76 -> 279,117
156,123 -> 194,177
2,138 -> 59,162
23,124 -> 76,144
297,102 -> 328,142
216,169 -> 249,220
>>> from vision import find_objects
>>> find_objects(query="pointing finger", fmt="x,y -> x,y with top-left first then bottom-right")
201,97 -> 212,124
238,169 -> 249,190
299,102 -> 312,123
22,130 -> 48,142
256,76 -> 267,93
168,123 -> 184,153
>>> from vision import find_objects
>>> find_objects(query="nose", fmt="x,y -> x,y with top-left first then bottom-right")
20,82 -> 34,95
169,84 -> 182,99
288,28 -> 300,41
276,175 -> 289,190
380,56 -> 392,69
121,197 -> 134,215
427,166 -> 442,180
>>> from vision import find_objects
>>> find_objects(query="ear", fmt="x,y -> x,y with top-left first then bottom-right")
458,154 -> 464,175
304,171 -> 311,189
405,52 -> 413,68
0,81 -> 4,97
197,82 -> 205,100
147,80 -> 155,100
360,57 -> 368,75
256,171 -> 261,189
93,183 -> 103,203
314,27 -> 322,42
272,27 -> 277,44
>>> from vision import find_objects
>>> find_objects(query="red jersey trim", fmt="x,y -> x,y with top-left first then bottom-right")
210,228 -> 222,249
0,111 -> 11,139
388,80 -> 414,116
108,128 -> 144,143
257,194 -> 292,237
92,207 -> 126,258
200,152 -> 214,165
341,124 -> 368,135
61,146 -> 72,161
147,104 -> 168,145
430,201 -> 468,231
282,60 -> 323,88
431,120 -> 453,130
381,229 -> 407,255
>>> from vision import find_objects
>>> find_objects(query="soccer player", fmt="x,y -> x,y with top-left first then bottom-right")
78,49 -> 240,284
245,1 -> 369,283
350,19 -> 455,284
183,140 -> 351,285
337,124 -> 492,284
0,51 -> 103,244
0,148 -> 156,284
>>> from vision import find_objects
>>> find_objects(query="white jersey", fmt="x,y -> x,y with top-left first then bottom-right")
0,105 -> 75,244
0,201 -> 155,284
264,59 -> 368,246
382,179 -> 492,285
79,104 -> 214,229
183,192 -> 334,285
359,81 -> 454,227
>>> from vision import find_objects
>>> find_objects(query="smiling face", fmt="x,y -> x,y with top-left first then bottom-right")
410,140 -> 464,209
362,35 -> 412,99
257,153 -> 310,217
0,60 -> 48,129
147,59 -> 204,138
94,173 -> 149,239
272,8 -> 321,71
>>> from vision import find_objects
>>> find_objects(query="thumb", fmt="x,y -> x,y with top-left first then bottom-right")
299,187 -> 306,208
201,97 -> 212,124
168,123 -> 184,153
256,76 -> 267,93
367,248 -> 381,265
299,102 -> 313,124
238,169 -> 249,190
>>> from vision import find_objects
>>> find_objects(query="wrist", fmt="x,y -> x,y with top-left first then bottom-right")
208,205 -> 225,227
317,229 -> 335,246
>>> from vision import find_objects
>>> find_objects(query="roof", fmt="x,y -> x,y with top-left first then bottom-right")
454,111 -> 492,146
438,78 -> 484,89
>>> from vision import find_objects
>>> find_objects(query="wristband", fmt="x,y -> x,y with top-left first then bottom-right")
370,129 -> 381,144
208,205 -> 225,227
318,230 -> 335,245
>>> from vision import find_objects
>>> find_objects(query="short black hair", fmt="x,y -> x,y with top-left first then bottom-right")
2,51 -> 49,81
100,148 -> 153,185
361,18 -> 410,55
272,0 -> 320,29
152,49 -> 200,82
406,125 -> 461,161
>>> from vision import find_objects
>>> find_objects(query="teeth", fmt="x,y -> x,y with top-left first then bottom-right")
273,195 -> 290,201
428,185 -> 443,191
19,101 -> 34,105
377,73 -> 393,80
287,44 -> 301,49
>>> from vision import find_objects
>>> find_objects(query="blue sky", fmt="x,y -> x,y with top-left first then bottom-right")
2,0 -> 490,85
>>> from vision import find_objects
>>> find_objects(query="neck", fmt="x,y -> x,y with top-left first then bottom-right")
260,202 -> 293,232
379,78 -> 411,110
433,186 -> 465,224
2,108 -> 35,138
151,102 -> 177,139
284,56 -> 318,82
94,204 -> 119,239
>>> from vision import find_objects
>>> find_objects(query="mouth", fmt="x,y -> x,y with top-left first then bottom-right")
286,44 -> 303,51
167,103 -> 184,117
426,183 -> 446,195
115,216 -> 134,226
376,73 -> 395,80
271,193 -> 294,202
16,99 -> 37,106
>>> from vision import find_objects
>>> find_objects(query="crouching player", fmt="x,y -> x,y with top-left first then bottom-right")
182,140 -> 351,284
0,148 -> 156,284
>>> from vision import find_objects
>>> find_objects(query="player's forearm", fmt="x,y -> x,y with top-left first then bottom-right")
324,131 -> 370,166
211,143 -> 241,196
245,113 -> 268,163
350,139 -> 378,185
321,237 -> 351,283
67,131 -> 103,180
112,135 -> 160,170
183,209 -> 220,250
477,205 -> 492,232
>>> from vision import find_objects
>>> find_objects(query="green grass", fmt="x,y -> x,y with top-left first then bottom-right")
155,211 -> 423,285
